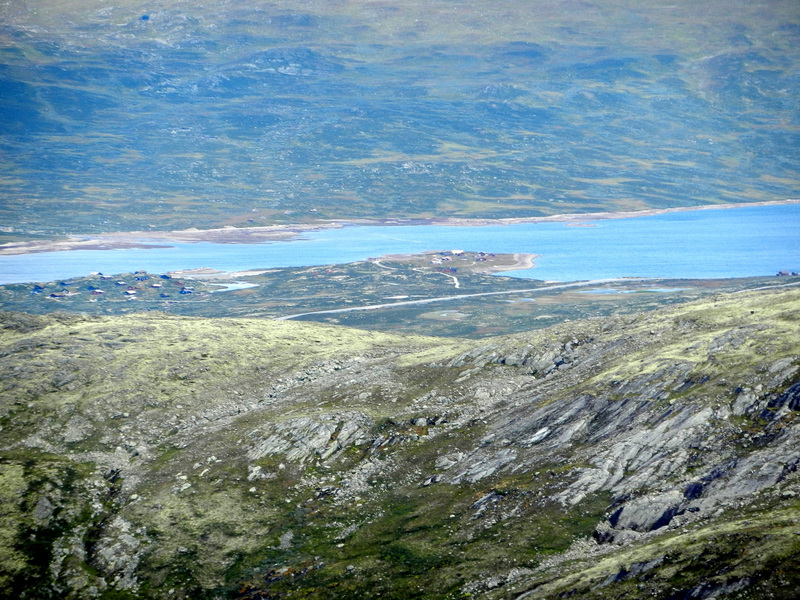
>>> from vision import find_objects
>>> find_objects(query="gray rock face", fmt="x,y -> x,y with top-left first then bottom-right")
451,449 -> 518,484
247,412 -> 372,463
608,490 -> 685,533
91,516 -> 145,591
424,300 -> 800,551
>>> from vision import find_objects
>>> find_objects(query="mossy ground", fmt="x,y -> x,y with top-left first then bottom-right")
0,449 -> 99,598
0,287 -> 799,598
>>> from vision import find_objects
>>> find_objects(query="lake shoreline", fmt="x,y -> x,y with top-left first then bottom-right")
0,199 -> 798,256
0,202 -> 796,286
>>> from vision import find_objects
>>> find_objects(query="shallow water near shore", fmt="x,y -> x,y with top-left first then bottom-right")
0,203 -> 798,285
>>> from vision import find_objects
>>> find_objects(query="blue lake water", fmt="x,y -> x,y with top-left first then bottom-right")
1,204 -> 798,285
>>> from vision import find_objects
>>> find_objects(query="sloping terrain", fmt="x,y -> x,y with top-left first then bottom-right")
2,0 -> 800,237
1,287 -> 799,599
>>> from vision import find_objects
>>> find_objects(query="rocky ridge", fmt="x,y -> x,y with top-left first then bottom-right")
1,288 -> 799,599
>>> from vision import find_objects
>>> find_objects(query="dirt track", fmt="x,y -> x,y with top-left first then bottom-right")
275,277 -> 655,320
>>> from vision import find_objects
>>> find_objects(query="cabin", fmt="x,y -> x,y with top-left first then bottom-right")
49,290 -> 78,298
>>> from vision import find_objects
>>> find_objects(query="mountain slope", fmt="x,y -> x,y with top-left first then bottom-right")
1,287 -> 799,599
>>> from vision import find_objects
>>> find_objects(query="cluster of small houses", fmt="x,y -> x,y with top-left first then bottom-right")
35,271 -> 198,300
428,250 -> 496,264
366,250 -> 498,268
430,250 -> 496,272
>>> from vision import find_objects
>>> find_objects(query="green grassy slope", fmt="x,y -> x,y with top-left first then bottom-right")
1,287 -> 799,599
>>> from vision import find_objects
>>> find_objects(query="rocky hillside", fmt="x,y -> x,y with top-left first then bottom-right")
1,287 -> 799,599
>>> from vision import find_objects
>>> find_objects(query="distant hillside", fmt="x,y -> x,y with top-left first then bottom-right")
1,287 -> 799,599
1,0 -> 799,238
